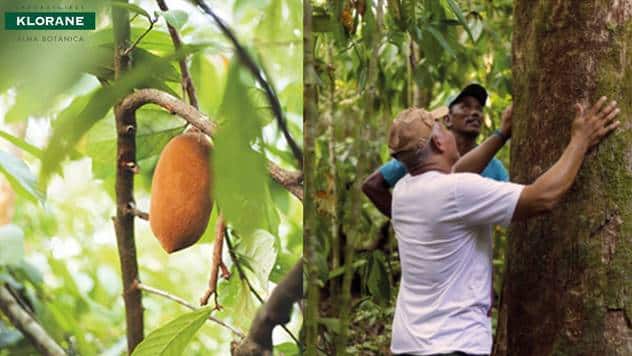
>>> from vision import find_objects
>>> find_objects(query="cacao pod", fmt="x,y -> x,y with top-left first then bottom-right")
149,132 -> 213,253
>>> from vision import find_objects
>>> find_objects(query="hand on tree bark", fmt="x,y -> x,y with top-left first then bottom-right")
572,97 -> 620,148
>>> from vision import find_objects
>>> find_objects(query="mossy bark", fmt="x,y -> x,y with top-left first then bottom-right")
494,1 -> 632,355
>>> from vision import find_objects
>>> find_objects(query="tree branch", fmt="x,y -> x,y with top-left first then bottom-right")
231,261 -> 303,356
134,281 -> 245,338
200,214 -> 230,308
122,16 -> 157,57
125,201 -> 149,220
192,0 -> 303,168
112,1 -> 144,352
267,162 -> 303,202
0,285 -> 65,356
117,88 -> 303,200
155,0 -> 199,109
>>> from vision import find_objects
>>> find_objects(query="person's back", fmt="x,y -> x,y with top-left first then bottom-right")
391,171 -> 522,354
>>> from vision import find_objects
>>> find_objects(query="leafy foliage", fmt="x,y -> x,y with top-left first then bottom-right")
0,150 -> 44,204
308,0 -> 513,353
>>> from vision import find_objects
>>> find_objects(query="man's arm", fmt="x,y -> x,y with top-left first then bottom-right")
453,105 -> 513,174
512,97 -> 620,221
361,170 -> 392,218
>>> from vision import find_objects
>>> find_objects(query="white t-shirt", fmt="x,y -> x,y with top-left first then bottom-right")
390,171 -> 524,355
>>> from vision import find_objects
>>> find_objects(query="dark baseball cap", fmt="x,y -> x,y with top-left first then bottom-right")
448,83 -> 488,108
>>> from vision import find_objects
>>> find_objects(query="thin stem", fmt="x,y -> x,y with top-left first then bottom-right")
155,0 -> 199,109
122,17 -> 157,57
135,281 -> 245,338
126,201 -> 148,220
200,215 -> 229,308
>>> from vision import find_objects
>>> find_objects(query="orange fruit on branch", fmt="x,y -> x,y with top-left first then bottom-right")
149,132 -> 213,253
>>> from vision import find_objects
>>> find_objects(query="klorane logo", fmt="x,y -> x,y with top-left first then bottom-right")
5,12 -> 95,30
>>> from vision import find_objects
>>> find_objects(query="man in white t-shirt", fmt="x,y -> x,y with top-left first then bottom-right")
387,97 -> 620,356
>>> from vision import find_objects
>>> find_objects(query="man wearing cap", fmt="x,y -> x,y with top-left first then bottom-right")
386,98 -> 620,356
362,84 -> 510,218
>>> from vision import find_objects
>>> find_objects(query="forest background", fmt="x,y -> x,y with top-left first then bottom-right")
305,0 -> 514,353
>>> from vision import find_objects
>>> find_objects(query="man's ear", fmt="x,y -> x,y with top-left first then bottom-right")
443,114 -> 453,128
430,133 -> 446,154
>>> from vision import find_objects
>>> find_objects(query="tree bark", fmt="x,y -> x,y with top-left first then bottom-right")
112,1 -> 144,353
494,1 -> 632,355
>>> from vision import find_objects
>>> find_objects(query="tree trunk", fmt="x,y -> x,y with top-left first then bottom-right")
303,1 -> 320,354
112,1 -> 144,352
494,1 -> 632,355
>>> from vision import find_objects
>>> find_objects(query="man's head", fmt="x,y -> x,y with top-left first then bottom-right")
388,107 -> 459,173
444,84 -> 488,139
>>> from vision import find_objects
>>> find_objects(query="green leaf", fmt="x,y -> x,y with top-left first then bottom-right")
274,341 -> 299,356
132,307 -> 212,356
467,12 -> 484,42
190,53 -> 225,118
39,91 -> 110,188
40,47 -> 195,188
236,230 -> 278,294
401,0 -> 421,29
0,131 -> 42,158
88,27 -> 174,54
133,48 -> 180,83
443,0 -> 474,41
12,260 -> 43,286
112,2 -> 152,21
159,10 -> 188,31
424,25 -> 456,58
367,251 -> 391,305
256,0 -> 283,41
214,63 -> 274,236
318,317 -> 341,333
0,225 -> 24,266
269,250 -> 297,284
0,150 -> 44,203
80,108 -> 185,180
217,275 -> 257,330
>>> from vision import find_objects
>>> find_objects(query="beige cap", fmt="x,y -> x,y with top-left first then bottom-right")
388,106 -> 448,154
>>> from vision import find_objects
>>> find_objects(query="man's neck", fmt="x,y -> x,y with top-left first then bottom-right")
454,132 -> 477,155
408,160 -> 451,176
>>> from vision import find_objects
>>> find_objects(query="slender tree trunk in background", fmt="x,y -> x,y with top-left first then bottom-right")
112,1 -> 144,352
409,40 -> 432,108
326,44 -> 340,302
335,1 -> 384,352
494,1 -> 632,355
303,1 -> 320,355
